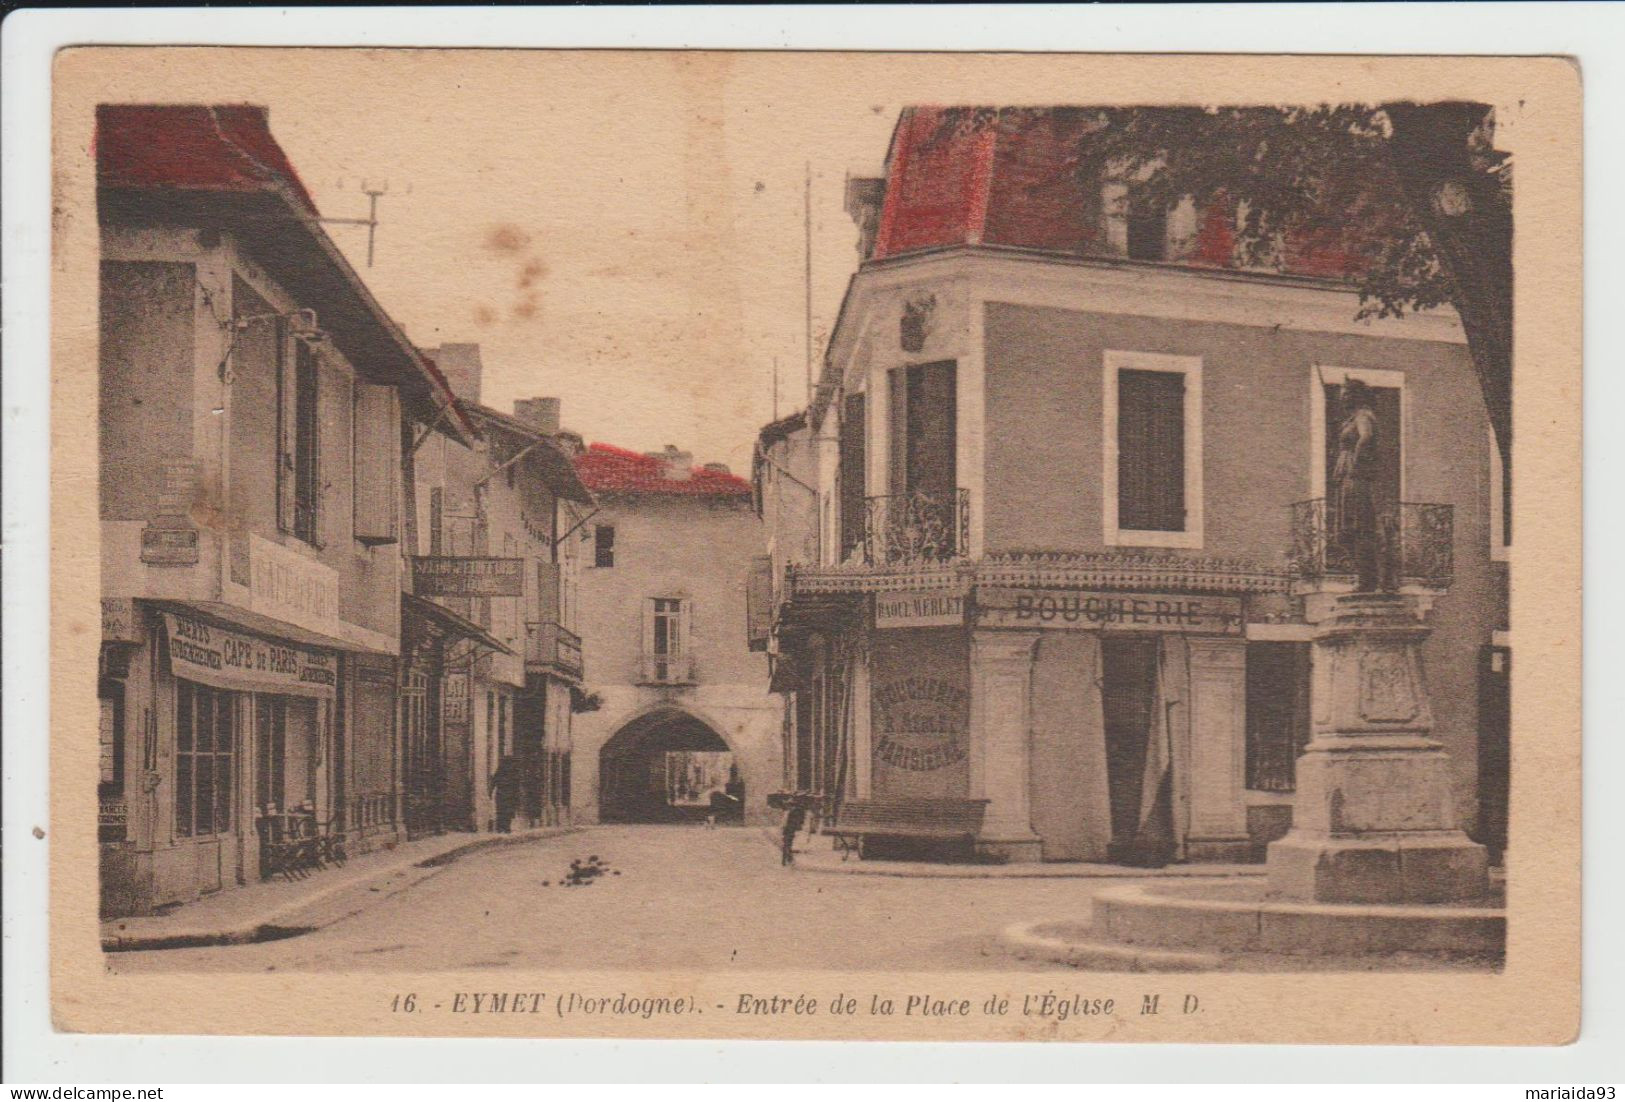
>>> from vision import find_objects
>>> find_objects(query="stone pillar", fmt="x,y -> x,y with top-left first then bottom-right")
969,630 -> 1043,862
851,652 -> 873,799
1268,593 -> 1489,903
1183,637 -> 1253,861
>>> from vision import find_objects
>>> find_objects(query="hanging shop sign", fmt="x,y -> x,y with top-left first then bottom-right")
161,612 -> 337,698
874,589 -> 967,629
976,588 -> 1244,634
412,556 -> 526,598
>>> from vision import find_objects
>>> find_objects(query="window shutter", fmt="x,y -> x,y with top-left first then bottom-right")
352,383 -> 400,544
315,361 -> 348,549
746,555 -> 774,651
275,320 -> 298,533
641,599 -> 655,679
536,561 -> 561,624
1117,368 -> 1185,531
888,366 -> 909,499
838,393 -> 866,560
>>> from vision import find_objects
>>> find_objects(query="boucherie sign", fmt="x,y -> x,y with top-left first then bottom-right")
162,612 -> 337,698
977,588 -> 1243,634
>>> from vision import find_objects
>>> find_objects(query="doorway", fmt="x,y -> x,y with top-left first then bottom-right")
1101,636 -> 1174,865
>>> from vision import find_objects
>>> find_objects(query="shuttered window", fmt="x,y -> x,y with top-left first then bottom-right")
1117,368 -> 1186,532
352,383 -> 400,543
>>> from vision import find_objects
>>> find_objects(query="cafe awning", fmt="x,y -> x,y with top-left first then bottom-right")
402,593 -> 516,656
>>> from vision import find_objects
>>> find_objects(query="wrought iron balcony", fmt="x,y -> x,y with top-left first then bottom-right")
863,489 -> 970,566
1288,499 -> 1454,590
526,620 -> 584,680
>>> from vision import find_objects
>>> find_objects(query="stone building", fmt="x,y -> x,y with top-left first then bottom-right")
566,443 -> 781,825
406,349 -> 593,837
761,106 -> 1510,864
94,105 -> 473,914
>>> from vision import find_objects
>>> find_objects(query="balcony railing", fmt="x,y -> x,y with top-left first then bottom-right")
526,621 -> 584,680
863,489 -> 969,566
1288,499 -> 1454,590
639,652 -> 696,686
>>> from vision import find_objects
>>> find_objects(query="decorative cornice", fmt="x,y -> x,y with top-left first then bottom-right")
790,551 -> 1288,598
979,550 -> 1287,594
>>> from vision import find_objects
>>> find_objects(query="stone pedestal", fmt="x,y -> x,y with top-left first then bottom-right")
969,631 -> 1043,862
1267,594 -> 1489,904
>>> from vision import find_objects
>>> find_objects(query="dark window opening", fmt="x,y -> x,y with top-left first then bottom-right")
594,524 -> 616,568
1117,368 -> 1186,532
1245,643 -> 1312,793
1126,205 -> 1168,261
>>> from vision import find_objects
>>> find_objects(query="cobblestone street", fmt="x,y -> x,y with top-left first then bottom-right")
106,826 -> 1148,974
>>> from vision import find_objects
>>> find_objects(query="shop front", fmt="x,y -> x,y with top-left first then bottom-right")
98,602 -> 346,914
781,570 -> 1273,866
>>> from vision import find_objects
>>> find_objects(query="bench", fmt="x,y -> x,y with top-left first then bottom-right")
826,798 -> 990,861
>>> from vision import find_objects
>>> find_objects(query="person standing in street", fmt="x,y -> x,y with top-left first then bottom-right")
780,796 -> 808,866
489,754 -> 519,834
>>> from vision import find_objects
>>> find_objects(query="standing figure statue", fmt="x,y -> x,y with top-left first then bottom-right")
1332,379 -> 1391,592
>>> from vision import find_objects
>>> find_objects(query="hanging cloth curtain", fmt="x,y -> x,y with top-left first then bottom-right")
1133,635 -> 1187,866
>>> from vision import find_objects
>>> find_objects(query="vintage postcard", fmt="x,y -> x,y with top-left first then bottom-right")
49,47 -> 1580,1044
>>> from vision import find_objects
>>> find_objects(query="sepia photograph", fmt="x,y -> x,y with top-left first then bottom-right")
36,42 -> 1582,1049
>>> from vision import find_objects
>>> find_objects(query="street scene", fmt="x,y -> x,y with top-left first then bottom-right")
93,57 -> 1511,975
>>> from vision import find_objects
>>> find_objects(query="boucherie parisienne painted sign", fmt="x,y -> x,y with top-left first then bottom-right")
976,588 -> 1244,634
411,556 -> 525,598
873,675 -> 969,771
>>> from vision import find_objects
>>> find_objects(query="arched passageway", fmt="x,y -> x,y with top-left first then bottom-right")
598,708 -> 745,824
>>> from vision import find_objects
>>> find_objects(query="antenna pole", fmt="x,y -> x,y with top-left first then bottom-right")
366,189 -> 380,267
804,161 -> 813,405
773,356 -> 780,421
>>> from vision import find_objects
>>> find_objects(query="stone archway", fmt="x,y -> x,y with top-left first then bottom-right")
597,707 -> 744,823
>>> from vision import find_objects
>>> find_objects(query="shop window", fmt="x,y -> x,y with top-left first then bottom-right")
176,682 -> 235,837
1104,351 -> 1204,548
1244,643 -> 1311,793
594,524 -> 616,568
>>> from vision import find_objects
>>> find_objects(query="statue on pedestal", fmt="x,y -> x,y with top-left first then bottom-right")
1332,379 -> 1391,593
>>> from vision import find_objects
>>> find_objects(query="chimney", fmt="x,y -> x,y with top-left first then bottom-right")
845,176 -> 886,260
424,343 -> 483,404
513,397 -> 562,435
702,462 -> 731,476
645,444 -> 692,482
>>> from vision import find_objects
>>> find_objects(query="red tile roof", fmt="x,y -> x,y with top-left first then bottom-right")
96,104 -> 319,215
574,443 -> 752,498
872,106 -> 1371,280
